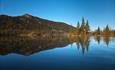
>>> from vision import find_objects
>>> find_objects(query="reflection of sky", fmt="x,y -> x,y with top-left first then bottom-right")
111,37 -> 115,42
0,37 -> 115,70
0,0 -> 115,30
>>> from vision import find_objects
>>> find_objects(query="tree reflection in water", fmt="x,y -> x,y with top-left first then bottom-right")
0,35 -> 112,56
94,35 -> 111,46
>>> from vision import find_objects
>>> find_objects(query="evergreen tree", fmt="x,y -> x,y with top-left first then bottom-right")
103,25 -> 110,35
76,21 -> 80,29
76,21 -> 80,34
85,20 -> 90,34
95,27 -> 101,35
80,17 -> 85,34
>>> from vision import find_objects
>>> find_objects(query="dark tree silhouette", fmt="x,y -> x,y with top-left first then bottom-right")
95,27 -> 101,36
80,17 -> 85,35
76,21 -> 80,35
103,25 -> 111,36
85,20 -> 90,34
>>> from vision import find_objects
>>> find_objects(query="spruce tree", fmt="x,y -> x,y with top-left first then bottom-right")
86,20 -> 90,34
103,25 -> 110,35
96,27 -> 101,35
80,17 -> 85,34
76,21 -> 80,34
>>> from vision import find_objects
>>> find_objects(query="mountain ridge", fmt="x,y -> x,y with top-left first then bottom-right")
0,14 -> 76,36
0,14 -> 75,31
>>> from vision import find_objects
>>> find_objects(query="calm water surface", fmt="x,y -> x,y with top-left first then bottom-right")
0,36 -> 115,70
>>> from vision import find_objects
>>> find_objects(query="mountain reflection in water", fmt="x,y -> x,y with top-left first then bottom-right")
0,35 -> 113,56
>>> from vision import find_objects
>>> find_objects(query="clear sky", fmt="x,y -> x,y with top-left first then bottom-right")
0,0 -> 115,31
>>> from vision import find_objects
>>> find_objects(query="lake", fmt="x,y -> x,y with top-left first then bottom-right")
0,36 -> 115,70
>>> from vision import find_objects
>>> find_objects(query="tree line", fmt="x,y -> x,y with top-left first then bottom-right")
95,25 -> 110,36
74,17 -> 115,36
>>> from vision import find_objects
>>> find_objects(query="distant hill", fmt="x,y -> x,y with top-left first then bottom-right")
0,14 -> 75,31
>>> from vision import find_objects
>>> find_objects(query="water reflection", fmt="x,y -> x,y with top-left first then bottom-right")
94,35 -> 112,46
0,35 -> 113,56
69,35 -> 90,54
94,36 -> 101,44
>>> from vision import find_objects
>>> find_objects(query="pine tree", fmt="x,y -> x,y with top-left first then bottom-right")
76,21 -> 80,29
76,21 -> 80,34
103,25 -> 110,35
85,20 -> 90,34
80,17 -> 85,34
95,27 -> 101,35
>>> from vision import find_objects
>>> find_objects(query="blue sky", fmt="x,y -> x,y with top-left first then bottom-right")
0,0 -> 115,31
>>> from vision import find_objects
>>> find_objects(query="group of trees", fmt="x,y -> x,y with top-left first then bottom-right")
74,17 -> 114,36
95,25 -> 111,36
76,17 -> 90,35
